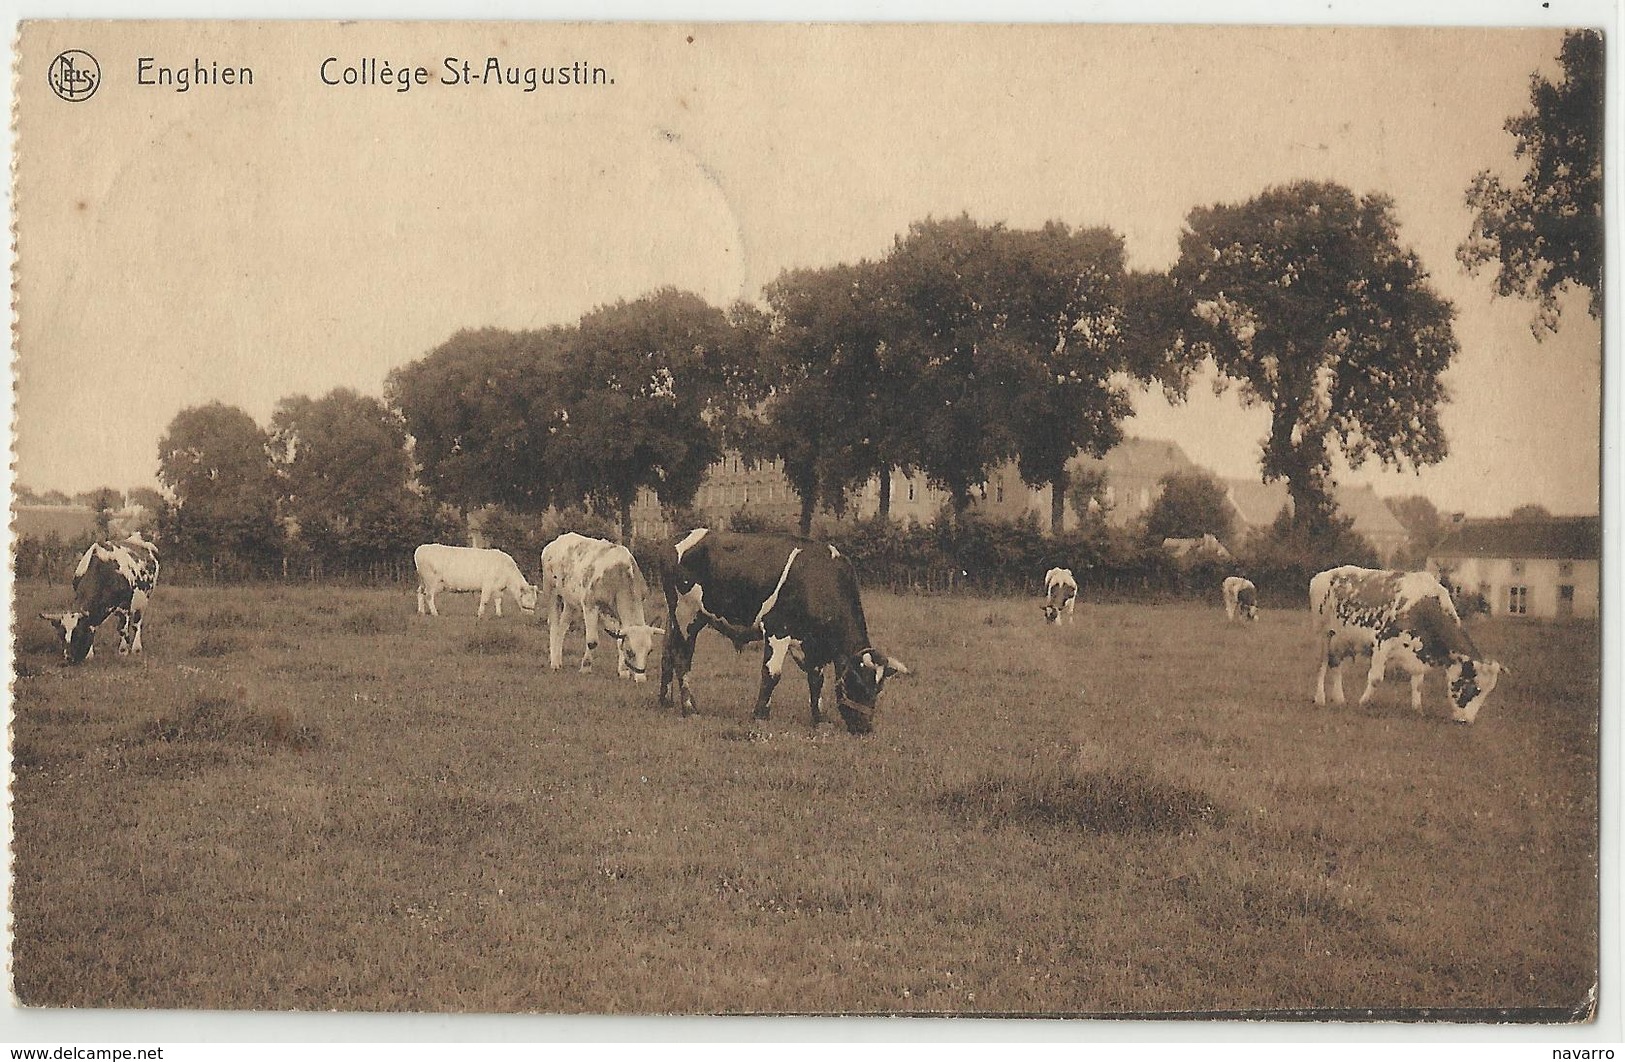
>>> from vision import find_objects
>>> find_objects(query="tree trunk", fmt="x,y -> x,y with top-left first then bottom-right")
877,467 -> 892,522
1050,467 -> 1068,535
799,492 -> 815,536
619,496 -> 633,545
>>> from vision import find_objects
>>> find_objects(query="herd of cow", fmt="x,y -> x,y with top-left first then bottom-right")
36,527 -> 1507,729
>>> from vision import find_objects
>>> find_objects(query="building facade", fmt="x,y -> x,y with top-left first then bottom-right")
1427,516 -> 1600,620
624,437 -> 1419,567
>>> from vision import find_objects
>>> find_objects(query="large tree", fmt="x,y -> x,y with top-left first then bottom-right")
1169,181 -> 1459,531
997,222 -> 1139,534
1143,469 -> 1235,543
271,388 -> 427,566
1459,30 -> 1603,335
552,288 -> 749,540
755,259 -> 919,533
157,402 -> 281,560
385,326 -> 573,514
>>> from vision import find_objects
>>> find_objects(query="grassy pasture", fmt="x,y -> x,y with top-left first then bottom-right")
8,580 -> 1598,1016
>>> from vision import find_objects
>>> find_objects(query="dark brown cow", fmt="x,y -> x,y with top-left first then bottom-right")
658,529 -> 907,734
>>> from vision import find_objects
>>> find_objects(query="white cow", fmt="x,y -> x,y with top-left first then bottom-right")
1223,576 -> 1259,622
541,532 -> 665,682
413,544 -> 539,619
1042,567 -> 1078,624
1311,565 -> 1505,724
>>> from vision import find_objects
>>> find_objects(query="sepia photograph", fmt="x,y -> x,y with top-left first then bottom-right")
5,12 -> 1612,1035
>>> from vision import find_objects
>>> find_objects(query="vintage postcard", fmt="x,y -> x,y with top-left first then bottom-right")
7,17 -> 1611,1034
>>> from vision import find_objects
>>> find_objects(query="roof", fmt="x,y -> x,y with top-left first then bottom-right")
1069,437 -> 1195,482
1223,480 -> 1408,539
1430,516 -> 1600,562
1163,534 -> 1233,561
1225,479 -> 1292,529
1335,484 -> 1409,539
12,504 -> 98,542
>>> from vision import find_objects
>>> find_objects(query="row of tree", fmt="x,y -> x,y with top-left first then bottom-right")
121,32 -> 1598,575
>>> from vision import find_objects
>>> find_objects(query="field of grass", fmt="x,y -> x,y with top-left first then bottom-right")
8,580 -> 1600,1017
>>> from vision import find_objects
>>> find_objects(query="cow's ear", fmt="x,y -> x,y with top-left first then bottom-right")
648,626 -> 666,637
38,612 -> 65,635
882,654 -> 910,678
603,624 -> 624,641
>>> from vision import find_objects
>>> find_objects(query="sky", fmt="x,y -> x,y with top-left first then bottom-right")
11,18 -> 1609,518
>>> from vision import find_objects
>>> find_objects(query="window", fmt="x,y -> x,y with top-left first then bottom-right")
996,480 -> 1006,503
907,482 -> 916,502
1508,585 -> 1528,616
1511,560 -> 1526,577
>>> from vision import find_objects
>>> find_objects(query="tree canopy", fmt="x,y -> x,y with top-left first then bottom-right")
385,326 -> 573,514
271,388 -> 427,565
157,401 -> 281,559
1168,180 -> 1458,531
553,288 -> 752,539
1144,469 -> 1235,544
1459,30 -> 1603,335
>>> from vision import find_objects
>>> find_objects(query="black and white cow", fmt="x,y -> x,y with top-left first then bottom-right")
1042,567 -> 1078,624
658,528 -> 908,734
1222,576 -> 1259,622
1310,565 -> 1505,724
39,533 -> 160,665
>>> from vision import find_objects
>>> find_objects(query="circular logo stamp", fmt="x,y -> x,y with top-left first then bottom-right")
48,50 -> 101,102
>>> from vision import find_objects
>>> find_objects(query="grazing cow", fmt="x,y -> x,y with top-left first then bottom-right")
1223,576 -> 1259,622
658,528 -> 908,734
1310,565 -> 1506,724
413,543 -> 538,619
39,533 -> 160,665
1042,567 -> 1078,624
540,532 -> 666,682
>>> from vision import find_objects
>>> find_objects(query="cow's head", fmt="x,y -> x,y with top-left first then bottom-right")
517,583 -> 540,615
39,611 -> 96,665
605,622 -> 666,682
835,648 -> 909,734
1041,604 -> 1060,624
1447,657 -> 1506,724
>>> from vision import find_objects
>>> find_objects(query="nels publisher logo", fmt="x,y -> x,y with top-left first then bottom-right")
48,50 -> 101,102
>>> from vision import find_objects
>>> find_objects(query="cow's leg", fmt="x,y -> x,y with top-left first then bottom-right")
805,661 -> 826,726
1066,598 -> 1075,624
752,635 -> 794,720
662,621 -> 702,715
127,590 -> 148,654
427,582 -> 441,617
1410,671 -> 1426,713
1315,631 -> 1332,705
493,588 -> 504,618
1359,643 -> 1390,705
548,596 -> 568,671
579,608 -> 599,674
416,582 -> 427,615
112,609 -> 133,655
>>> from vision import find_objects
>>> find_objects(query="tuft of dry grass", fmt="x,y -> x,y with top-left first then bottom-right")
940,761 -> 1222,836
